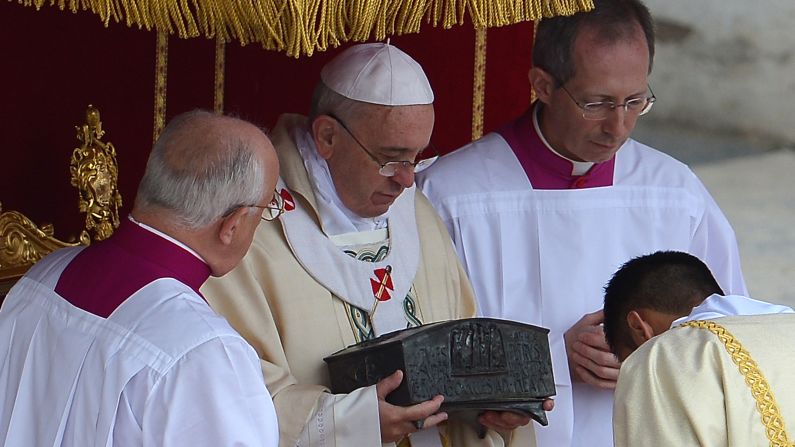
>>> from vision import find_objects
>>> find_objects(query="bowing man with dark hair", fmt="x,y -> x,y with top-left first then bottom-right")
604,250 -> 795,446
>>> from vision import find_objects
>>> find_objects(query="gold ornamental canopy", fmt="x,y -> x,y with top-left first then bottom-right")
15,0 -> 593,57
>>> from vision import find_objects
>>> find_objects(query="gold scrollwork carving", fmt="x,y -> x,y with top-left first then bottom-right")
70,105 -> 123,242
0,203 -> 84,270
1,105 -> 121,291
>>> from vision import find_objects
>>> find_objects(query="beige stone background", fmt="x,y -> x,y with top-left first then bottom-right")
633,123 -> 795,308
630,1 -> 795,307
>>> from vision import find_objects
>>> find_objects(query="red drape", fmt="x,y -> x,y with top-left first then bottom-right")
1,2 -> 533,238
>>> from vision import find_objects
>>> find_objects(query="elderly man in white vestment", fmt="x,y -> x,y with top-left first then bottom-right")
202,43 -> 546,447
603,251 -> 795,446
416,0 -> 747,446
0,111 -> 281,446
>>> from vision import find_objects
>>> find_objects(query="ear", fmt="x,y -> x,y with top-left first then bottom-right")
528,67 -> 557,104
626,310 -> 656,346
217,207 -> 247,246
311,115 -> 337,160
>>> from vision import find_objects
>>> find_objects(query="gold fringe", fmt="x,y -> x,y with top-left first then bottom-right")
214,36 -> 225,113
471,28 -> 487,141
12,0 -> 594,58
153,30 -> 168,144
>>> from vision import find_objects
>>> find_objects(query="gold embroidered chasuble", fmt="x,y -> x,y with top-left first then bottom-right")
203,115 -> 536,446
614,314 -> 795,447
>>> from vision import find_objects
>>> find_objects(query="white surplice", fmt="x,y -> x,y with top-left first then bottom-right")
674,293 -> 794,325
0,248 -> 278,447
417,131 -> 747,447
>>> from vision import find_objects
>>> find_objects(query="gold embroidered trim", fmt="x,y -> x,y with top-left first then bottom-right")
15,0 -> 594,58
471,28 -> 487,142
153,31 -> 168,144
682,320 -> 793,447
397,425 -> 450,447
340,244 -> 423,342
214,37 -> 225,113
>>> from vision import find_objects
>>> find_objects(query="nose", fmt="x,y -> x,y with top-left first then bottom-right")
601,107 -> 633,138
390,165 -> 416,189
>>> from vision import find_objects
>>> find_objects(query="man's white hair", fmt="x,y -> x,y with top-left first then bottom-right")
136,110 -> 265,229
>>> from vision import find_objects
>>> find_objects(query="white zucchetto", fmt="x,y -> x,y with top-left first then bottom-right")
320,42 -> 434,106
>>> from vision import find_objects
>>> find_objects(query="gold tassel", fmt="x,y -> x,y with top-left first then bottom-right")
13,0 -> 593,58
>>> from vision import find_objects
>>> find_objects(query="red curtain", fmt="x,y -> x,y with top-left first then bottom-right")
1,2 -> 533,238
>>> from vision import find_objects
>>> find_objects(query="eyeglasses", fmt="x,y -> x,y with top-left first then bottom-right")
252,189 -> 286,221
224,188 -> 285,221
327,113 -> 436,177
560,84 -> 656,121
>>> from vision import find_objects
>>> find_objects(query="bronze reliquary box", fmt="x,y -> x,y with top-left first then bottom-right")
324,317 -> 555,426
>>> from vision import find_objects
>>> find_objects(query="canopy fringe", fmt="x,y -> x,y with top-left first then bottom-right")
13,0 -> 593,57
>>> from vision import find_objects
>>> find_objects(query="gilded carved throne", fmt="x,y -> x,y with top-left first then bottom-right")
0,105 -> 122,300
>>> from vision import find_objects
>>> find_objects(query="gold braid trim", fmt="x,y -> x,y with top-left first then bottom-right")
471,27 -> 487,141
396,424 -> 451,447
12,0 -> 594,58
153,30 -> 168,144
214,36 -> 225,113
681,320 -> 794,447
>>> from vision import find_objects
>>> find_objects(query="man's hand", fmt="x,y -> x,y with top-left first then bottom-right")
478,399 -> 554,432
564,310 -> 620,389
376,370 -> 448,443
478,411 -> 530,432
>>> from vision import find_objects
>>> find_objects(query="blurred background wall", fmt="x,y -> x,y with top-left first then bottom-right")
635,0 -> 795,306
643,0 -> 795,145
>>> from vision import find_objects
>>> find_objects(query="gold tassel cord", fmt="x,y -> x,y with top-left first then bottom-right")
12,0 -> 593,58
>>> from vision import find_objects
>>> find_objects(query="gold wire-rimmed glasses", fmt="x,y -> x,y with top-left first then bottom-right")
224,189 -> 285,221
251,189 -> 286,221
327,113 -> 437,177
560,84 -> 656,121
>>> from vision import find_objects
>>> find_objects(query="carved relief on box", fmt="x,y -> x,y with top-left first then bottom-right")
325,318 -> 556,428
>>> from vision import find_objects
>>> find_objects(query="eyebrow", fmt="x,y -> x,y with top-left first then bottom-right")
375,145 -> 425,159
587,89 -> 650,102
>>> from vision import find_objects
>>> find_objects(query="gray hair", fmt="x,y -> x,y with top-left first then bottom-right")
136,110 -> 266,229
308,81 -> 374,124
533,0 -> 655,86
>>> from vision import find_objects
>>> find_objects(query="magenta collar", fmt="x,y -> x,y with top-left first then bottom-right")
497,107 -> 615,189
55,219 -> 211,318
